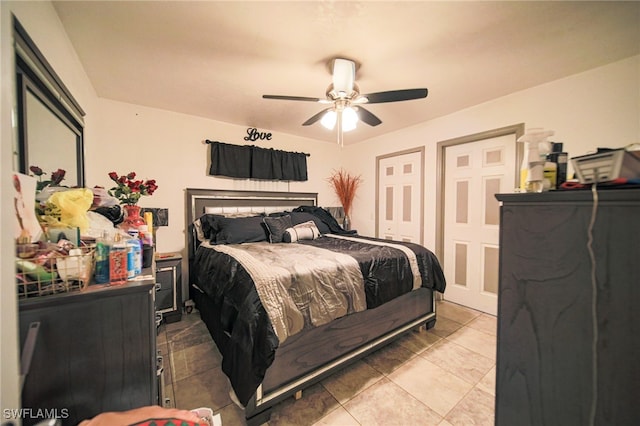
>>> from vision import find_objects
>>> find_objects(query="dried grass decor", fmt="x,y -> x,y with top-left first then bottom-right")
327,168 -> 362,217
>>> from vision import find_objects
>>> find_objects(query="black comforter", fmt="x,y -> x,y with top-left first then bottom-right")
192,235 -> 446,405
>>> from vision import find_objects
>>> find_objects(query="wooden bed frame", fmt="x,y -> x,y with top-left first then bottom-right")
185,188 -> 437,425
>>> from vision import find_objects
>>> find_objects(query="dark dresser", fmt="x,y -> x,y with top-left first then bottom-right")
18,279 -> 157,425
495,188 -> 640,426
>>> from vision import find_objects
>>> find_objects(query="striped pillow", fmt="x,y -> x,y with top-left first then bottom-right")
282,221 -> 320,243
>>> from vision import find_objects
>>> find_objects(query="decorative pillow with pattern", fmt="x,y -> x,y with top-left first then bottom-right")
282,220 -> 320,243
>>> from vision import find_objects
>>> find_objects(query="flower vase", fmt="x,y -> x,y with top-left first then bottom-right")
343,214 -> 351,231
121,204 -> 146,230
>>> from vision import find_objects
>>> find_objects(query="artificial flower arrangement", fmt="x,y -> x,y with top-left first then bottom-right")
26,166 -> 93,234
108,171 -> 158,205
30,165 -> 66,191
29,165 -> 67,221
327,168 -> 362,218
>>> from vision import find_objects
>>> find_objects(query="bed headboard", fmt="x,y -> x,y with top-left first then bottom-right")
185,188 -> 317,231
184,189 -> 318,294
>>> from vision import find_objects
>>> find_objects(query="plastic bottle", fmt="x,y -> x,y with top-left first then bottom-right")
518,128 -> 554,192
94,231 -> 111,284
556,152 -> 568,187
126,237 -> 142,278
543,161 -> 558,190
137,225 -> 153,269
144,212 -> 154,233
547,142 -> 568,188
109,233 -> 128,285
139,225 -> 153,247
126,229 -> 143,277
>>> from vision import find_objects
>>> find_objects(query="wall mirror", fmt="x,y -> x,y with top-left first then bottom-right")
13,17 -> 85,187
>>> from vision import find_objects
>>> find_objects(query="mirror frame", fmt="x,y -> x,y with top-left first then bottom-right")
14,16 -> 86,187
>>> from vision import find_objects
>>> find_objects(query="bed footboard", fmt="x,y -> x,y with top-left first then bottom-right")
193,285 -> 436,425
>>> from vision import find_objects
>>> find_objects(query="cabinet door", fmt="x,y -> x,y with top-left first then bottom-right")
19,286 -> 156,425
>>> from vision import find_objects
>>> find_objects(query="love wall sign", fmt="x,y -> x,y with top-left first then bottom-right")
244,127 -> 272,142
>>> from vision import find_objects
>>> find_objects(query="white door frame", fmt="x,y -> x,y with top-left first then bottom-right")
376,146 -> 425,245
435,124 -> 524,303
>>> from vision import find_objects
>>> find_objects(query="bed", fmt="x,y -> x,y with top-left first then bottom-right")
185,188 -> 446,425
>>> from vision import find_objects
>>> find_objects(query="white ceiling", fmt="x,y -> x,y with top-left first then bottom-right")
53,1 -> 640,145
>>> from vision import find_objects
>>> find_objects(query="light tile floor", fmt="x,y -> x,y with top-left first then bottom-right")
157,300 -> 496,425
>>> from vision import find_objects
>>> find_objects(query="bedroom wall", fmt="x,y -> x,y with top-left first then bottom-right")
343,54 -> 640,248
87,99 -> 343,255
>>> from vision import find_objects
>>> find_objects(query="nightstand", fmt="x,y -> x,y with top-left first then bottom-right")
155,253 -> 182,324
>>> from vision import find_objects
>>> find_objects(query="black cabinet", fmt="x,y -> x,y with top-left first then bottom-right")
155,253 -> 182,324
495,189 -> 640,426
18,281 -> 157,426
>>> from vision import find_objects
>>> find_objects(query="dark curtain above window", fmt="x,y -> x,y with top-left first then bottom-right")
208,140 -> 308,181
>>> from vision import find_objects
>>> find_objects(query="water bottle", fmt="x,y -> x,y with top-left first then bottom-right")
126,237 -> 142,278
94,231 -> 110,284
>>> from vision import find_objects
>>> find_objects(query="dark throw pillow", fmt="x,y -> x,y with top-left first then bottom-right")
289,212 -> 330,234
263,215 -> 293,243
215,216 -> 268,244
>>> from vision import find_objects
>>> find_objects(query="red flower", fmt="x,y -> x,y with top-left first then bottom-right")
144,180 -> 158,195
29,165 -> 67,191
108,171 -> 158,205
51,169 -> 66,185
128,180 -> 142,191
30,166 -> 44,176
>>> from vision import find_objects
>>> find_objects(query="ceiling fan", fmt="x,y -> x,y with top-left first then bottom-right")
262,58 -> 428,145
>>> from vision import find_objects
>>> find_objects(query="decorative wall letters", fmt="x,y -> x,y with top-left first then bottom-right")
244,127 -> 272,142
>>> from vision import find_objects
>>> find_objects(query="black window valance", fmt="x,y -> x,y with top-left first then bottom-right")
207,140 -> 309,181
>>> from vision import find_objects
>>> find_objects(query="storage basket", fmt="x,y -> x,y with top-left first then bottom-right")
16,244 -> 95,298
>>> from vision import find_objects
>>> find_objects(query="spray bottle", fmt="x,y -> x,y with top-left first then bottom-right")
518,128 -> 554,192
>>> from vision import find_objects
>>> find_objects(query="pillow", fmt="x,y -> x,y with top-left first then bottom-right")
193,218 -> 206,242
289,212 -> 331,234
283,221 -> 320,243
195,214 -> 224,241
215,216 -> 268,244
263,215 -> 293,243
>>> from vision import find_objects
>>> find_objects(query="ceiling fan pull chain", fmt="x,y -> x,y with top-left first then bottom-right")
337,110 -> 343,148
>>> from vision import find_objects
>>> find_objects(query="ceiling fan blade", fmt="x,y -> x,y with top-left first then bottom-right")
361,88 -> 428,104
263,94 -> 322,102
302,108 -> 332,126
355,106 -> 382,127
332,58 -> 355,94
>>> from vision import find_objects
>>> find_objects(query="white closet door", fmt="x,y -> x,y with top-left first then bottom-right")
443,134 -> 515,315
378,150 -> 422,243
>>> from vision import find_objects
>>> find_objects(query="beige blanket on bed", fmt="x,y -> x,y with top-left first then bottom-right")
202,241 -> 366,343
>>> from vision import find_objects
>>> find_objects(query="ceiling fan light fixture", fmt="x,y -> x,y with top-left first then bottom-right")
321,107 -> 358,132
321,109 -> 337,130
342,107 -> 358,132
